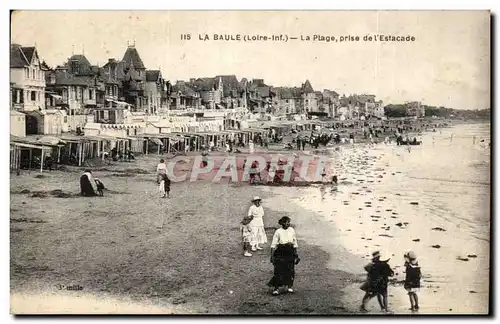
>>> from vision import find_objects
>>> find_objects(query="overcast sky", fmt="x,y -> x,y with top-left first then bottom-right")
11,10 -> 490,109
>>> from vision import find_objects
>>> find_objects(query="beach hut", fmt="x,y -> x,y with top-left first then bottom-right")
10,135 -> 65,173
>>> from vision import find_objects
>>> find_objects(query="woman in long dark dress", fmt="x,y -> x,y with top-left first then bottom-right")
268,216 -> 300,295
80,170 -> 96,196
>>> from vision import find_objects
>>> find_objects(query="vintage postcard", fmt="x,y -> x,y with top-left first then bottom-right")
9,10 -> 491,315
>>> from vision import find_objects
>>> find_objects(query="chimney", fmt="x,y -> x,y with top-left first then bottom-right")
190,78 -> 195,83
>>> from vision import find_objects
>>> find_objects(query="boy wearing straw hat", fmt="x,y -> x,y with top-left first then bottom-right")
360,250 -> 394,312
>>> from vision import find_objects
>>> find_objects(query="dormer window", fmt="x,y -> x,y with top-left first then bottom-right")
70,60 -> 79,74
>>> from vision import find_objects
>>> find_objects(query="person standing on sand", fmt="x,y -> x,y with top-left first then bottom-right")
249,161 -> 261,184
156,159 -> 167,184
247,196 -> 267,251
268,216 -> 300,296
249,140 -> 255,154
404,251 -> 421,312
360,251 -> 394,312
201,148 -> 209,168
158,173 -> 171,198
240,216 -> 253,257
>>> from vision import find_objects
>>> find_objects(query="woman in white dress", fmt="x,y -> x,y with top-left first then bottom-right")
247,196 -> 267,251
249,140 -> 255,154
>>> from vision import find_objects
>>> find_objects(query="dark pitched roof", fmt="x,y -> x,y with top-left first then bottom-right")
10,44 -> 29,68
90,65 -> 100,74
67,54 -> 93,75
102,60 -> 126,81
69,54 -> 91,67
54,70 -> 95,86
323,90 -> 339,97
10,44 -> 38,68
283,87 -> 298,99
99,67 -> 121,85
256,86 -> 271,98
124,65 -> 142,81
215,75 -> 240,96
172,81 -> 197,97
273,87 -> 302,99
189,78 -> 216,92
122,46 -> 145,69
22,47 -> 36,63
252,79 -> 265,86
40,60 -> 51,71
146,70 -> 161,82
302,80 -> 314,93
339,96 -> 350,106
239,78 -> 248,90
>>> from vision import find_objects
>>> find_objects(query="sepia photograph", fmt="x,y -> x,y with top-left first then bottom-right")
8,10 -> 491,315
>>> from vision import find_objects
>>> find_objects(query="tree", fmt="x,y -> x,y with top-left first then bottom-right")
384,104 -> 407,117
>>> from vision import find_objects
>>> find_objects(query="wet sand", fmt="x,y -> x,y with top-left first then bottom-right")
265,124 -> 490,314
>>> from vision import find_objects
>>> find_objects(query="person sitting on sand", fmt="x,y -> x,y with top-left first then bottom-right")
240,216 -> 254,257
80,170 -> 97,197
268,216 -> 300,296
360,251 -> 394,312
94,178 -> 105,196
332,175 -> 339,185
404,251 -> 421,312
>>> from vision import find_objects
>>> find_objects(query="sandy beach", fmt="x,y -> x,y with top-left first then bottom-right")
10,154 -> 351,314
10,122 -> 490,315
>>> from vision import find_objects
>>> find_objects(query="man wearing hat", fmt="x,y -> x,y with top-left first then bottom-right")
247,196 -> 267,251
360,250 -> 394,312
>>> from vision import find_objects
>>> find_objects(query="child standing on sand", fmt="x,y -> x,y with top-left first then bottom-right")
404,251 -> 421,311
240,216 -> 253,257
158,173 -> 171,198
360,251 -> 394,312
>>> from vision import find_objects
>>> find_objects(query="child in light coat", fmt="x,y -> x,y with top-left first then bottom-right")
240,216 -> 253,257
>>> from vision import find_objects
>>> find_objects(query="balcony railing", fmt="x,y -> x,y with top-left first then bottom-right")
11,103 -> 24,110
